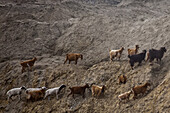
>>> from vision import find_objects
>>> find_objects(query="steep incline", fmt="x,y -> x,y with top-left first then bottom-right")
0,0 -> 170,113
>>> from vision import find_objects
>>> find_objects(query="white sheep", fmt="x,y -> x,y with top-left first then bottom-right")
6,86 -> 26,101
44,84 -> 66,100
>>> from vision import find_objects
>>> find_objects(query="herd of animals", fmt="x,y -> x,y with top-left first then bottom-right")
6,45 -> 167,104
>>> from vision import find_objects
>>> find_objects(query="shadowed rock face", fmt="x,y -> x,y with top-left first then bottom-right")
0,0 -> 170,113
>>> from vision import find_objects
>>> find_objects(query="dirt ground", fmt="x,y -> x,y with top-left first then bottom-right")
0,0 -> 170,113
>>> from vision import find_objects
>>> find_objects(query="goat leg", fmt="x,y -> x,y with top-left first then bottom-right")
56,94 -> 58,100
138,62 -> 141,66
82,93 -> 85,98
64,56 -> 68,64
72,94 -> 75,99
75,60 -> 77,65
21,67 -> 25,73
30,66 -> 32,71
48,96 -> 50,101
67,92 -> 72,97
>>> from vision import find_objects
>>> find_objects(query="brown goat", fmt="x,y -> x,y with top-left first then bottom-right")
26,87 -> 46,101
91,84 -> 106,98
64,53 -> 83,64
20,57 -> 37,73
128,45 -> 139,56
118,75 -> 127,84
67,83 -> 89,99
132,82 -> 151,99
109,47 -> 124,61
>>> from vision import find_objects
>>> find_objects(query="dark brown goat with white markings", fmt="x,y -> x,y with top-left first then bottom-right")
26,87 -> 46,101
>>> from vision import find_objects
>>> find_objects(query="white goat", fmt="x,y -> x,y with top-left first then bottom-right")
44,85 -> 66,100
6,86 -> 26,101
118,90 -> 132,103
26,87 -> 46,92
109,47 -> 124,61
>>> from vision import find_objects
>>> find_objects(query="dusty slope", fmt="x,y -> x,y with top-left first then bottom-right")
0,0 -> 170,113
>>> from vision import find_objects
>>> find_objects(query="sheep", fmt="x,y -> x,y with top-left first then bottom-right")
132,82 -> 151,99
6,86 -> 26,101
67,83 -> 89,99
118,90 -> 132,103
20,57 -> 37,73
44,84 -> 66,100
128,50 -> 147,69
91,84 -> 106,98
109,47 -> 124,61
147,47 -> 167,63
128,45 -> 140,56
64,53 -> 83,64
118,74 -> 127,84
26,87 -> 47,101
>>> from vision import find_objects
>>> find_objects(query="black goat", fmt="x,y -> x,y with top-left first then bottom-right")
128,50 -> 147,69
147,47 -> 166,63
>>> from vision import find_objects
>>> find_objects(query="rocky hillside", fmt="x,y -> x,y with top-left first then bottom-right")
0,0 -> 170,113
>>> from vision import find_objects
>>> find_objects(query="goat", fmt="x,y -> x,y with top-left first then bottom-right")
44,84 -> 66,100
118,74 -> 127,84
109,47 -> 124,61
6,86 -> 26,101
118,90 -> 132,103
20,57 -> 37,73
26,87 -> 46,92
67,83 -> 89,99
128,45 -> 140,56
26,87 -> 47,101
26,88 -> 41,92
132,82 -> 151,99
91,84 -> 106,98
64,53 -> 83,64
147,47 -> 167,63
128,50 -> 147,69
